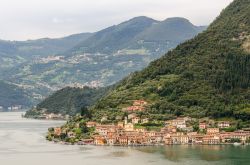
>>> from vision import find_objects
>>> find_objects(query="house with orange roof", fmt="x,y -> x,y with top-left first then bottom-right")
207,128 -> 220,134
86,121 -> 97,128
133,100 -> 148,106
117,121 -> 124,128
218,121 -> 230,128
54,127 -> 62,136
125,106 -> 145,112
124,123 -> 134,131
118,136 -> 128,145
203,135 -> 220,144
199,122 -> 207,130
106,136 -> 117,145
94,135 -> 106,145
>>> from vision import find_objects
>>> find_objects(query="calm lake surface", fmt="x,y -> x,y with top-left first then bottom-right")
0,112 -> 250,165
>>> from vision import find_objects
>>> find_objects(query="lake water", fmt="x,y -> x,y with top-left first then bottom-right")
0,112 -> 250,165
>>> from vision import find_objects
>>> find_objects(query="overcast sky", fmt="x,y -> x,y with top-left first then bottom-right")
0,0 -> 233,41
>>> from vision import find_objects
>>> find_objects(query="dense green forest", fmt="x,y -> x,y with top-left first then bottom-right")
25,86 -> 112,116
89,0 -> 250,124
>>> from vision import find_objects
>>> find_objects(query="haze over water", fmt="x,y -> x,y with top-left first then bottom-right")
0,112 -> 249,165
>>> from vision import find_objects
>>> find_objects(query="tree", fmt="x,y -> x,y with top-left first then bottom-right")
81,106 -> 92,119
193,123 -> 199,132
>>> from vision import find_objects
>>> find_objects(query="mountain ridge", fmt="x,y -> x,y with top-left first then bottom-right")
1,16 -> 206,107
68,16 -> 205,55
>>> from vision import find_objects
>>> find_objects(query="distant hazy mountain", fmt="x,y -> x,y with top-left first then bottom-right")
68,16 -> 206,55
68,16 -> 157,54
0,16 -> 206,107
0,81 -> 32,109
0,33 -> 92,70
14,33 -> 93,58
135,17 -> 206,42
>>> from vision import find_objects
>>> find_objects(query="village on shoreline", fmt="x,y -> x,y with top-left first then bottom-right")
49,117 -> 250,146
47,100 -> 250,147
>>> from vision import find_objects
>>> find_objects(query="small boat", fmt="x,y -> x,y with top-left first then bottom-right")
233,142 -> 241,146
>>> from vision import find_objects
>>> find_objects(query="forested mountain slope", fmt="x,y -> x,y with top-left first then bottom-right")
91,0 -> 250,122
25,86 -> 111,116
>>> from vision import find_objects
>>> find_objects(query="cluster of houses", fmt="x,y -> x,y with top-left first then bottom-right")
8,105 -> 22,111
67,80 -> 102,89
53,115 -> 250,146
0,105 -> 23,111
35,112 -> 68,120
122,100 -> 148,112
50,100 -> 250,146
44,113 -> 68,120
90,117 -> 250,146
38,55 -> 64,64
28,108 -> 69,120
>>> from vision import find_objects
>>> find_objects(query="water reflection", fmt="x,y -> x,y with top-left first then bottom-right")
136,146 -> 161,154
1,112 -> 250,165
161,146 -> 184,162
136,144 -> 250,164
109,151 -> 130,157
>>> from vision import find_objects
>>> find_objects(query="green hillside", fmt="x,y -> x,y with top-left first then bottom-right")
90,0 -> 250,123
25,86 -> 111,117
68,16 -> 205,55
0,33 -> 92,71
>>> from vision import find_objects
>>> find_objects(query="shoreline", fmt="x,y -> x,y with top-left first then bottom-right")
50,139 -> 249,147
23,116 -> 67,122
